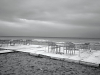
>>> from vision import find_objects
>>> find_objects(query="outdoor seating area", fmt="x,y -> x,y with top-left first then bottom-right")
0,39 -> 100,68
0,39 -> 100,53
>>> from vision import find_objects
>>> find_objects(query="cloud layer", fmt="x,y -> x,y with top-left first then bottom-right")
0,0 -> 100,38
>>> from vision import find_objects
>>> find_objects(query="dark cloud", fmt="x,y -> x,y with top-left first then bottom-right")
0,0 -> 100,38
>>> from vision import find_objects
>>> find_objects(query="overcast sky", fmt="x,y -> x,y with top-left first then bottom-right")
0,0 -> 100,38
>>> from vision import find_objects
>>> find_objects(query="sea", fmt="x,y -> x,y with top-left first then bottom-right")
0,36 -> 100,43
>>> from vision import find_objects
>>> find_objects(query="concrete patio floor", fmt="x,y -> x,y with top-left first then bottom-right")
0,45 -> 100,67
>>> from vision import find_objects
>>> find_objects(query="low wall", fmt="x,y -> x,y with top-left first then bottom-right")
0,48 -> 99,68
29,52 -> 100,67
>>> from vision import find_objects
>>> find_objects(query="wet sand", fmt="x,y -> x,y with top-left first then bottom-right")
0,52 -> 100,75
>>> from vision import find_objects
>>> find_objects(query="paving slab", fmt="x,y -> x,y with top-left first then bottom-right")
1,45 -> 100,67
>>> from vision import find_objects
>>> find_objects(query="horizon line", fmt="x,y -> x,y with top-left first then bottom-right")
0,36 -> 100,39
